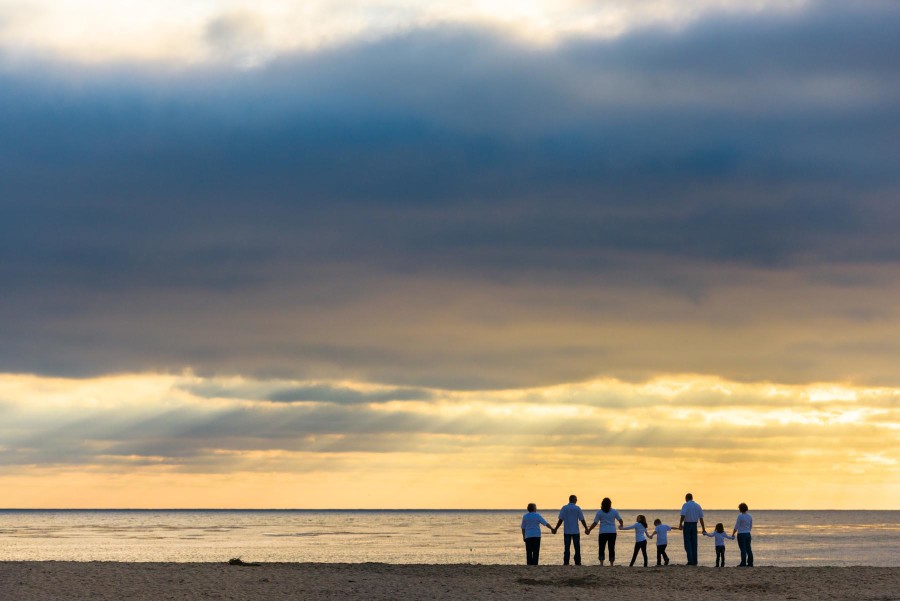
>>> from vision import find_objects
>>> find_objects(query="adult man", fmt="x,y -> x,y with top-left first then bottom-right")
554,494 -> 588,565
678,492 -> 706,565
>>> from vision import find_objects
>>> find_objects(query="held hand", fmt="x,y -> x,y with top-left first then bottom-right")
584,528 -> 590,535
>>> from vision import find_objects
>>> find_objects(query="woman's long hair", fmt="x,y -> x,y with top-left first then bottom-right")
601,497 -> 612,512
637,515 -> 648,528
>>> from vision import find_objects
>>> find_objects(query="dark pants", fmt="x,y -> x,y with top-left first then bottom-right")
715,545 -> 725,567
656,544 -> 669,565
564,533 -> 581,565
525,537 -> 541,565
598,532 -> 617,563
683,522 -> 698,565
737,533 -> 753,566
630,540 -> 648,567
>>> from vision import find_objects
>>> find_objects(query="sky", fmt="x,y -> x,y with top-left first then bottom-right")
0,0 -> 898,509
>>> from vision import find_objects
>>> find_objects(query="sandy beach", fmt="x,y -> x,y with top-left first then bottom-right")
0,563 -> 896,600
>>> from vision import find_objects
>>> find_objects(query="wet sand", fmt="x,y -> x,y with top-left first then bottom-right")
0,563 -> 897,600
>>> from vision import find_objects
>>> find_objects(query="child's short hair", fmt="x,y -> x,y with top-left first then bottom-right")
739,502 -> 749,512
653,518 -> 661,525
715,523 -> 725,533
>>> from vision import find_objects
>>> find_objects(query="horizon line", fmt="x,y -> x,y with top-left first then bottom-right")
1,507 -> 896,512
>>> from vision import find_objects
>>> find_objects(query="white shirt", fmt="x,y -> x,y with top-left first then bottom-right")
558,503 -> 585,535
593,509 -> 622,534
622,522 -> 648,542
704,531 -> 735,546
681,500 -> 703,522
653,524 -> 672,545
521,512 -> 550,539
734,513 -> 752,534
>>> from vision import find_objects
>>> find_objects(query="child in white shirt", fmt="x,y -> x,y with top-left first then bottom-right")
620,514 -> 650,567
648,518 -> 674,566
703,522 -> 735,567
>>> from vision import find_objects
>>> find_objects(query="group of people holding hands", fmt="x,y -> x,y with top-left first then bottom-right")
520,493 -> 754,568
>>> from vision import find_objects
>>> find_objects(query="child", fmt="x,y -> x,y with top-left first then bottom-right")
703,523 -> 735,567
620,514 -> 649,567
647,518 -> 673,566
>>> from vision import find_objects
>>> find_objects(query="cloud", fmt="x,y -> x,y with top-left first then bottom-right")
0,1 -> 810,63
204,11 -> 270,66
1,371 -> 896,507
1,373 -> 896,472
0,1 -> 899,388
182,379 -> 435,404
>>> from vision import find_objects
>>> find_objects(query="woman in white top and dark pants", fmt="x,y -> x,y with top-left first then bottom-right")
586,497 -> 624,566
732,502 -> 753,567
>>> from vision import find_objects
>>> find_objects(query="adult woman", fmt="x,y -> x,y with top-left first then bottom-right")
586,497 -> 624,565
521,503 -> 556,565
731,502 -> 753,567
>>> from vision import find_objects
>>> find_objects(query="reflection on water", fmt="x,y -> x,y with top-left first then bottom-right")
0,510 -> 897,565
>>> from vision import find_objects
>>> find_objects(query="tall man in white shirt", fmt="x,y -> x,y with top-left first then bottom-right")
553,494 -> 588,565
678,492 -> 706,565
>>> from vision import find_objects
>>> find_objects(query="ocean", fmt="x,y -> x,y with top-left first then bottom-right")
0,510 -> 897,566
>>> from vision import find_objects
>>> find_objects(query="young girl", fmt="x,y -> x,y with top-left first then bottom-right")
703,523 -> 735,567
620,515 -> 649,567
647,518 -> 673,566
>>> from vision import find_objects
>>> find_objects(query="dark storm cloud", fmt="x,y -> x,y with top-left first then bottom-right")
1,0 -> 900,386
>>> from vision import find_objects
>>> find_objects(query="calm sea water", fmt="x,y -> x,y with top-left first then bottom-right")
0,510 -> 897,566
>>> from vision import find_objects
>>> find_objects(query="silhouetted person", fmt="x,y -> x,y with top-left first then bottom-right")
554,494 -> 588,565
521,503 -> 556,565
678,492 -> 706,565
621,514 -> 650,567
703,523 -> 735,567
648,518 -> 672,566
732,502 -> 754,567
585,497 -> 623,565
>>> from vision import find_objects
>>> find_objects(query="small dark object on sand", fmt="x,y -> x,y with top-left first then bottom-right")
228,557 -> 261,566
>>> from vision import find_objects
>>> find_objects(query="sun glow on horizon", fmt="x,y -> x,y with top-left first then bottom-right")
0,371 -> 896,509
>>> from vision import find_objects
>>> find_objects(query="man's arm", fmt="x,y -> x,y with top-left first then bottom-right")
522,527 -> 526,541
678,515 -> 685,529
554,519 -> 563,532
586,520 -> 597,534
699,517 -> 706,534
